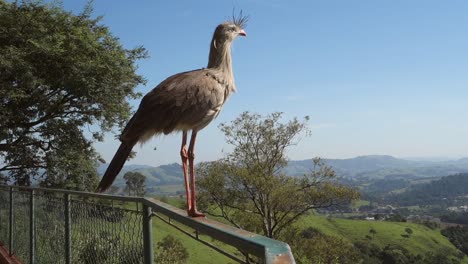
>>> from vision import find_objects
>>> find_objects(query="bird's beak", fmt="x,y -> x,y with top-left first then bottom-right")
239,29 -> 247,37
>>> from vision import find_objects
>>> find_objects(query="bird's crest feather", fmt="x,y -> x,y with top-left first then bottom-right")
230,10 -> 249,29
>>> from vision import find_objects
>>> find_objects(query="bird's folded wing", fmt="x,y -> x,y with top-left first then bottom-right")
120,69 -> 230,140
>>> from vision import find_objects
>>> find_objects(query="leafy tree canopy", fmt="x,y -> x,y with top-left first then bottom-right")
198,112 -> 360,238
154,235 -> 189,264
123,171 -> 146,196
283,227 -> 361,264
0,0 -> 147,189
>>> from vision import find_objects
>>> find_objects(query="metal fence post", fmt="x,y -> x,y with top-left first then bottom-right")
142,203 -> 153,264
8,186 -> 13,256
64,194 -> 71,264
30,190 -> 35,264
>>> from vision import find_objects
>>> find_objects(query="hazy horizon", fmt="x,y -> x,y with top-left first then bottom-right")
98,154 -> 468,167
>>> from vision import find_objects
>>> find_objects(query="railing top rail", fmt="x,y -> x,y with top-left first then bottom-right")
0,184 -> 141,203
0,184 -> 295,264
143,198 -> 295,264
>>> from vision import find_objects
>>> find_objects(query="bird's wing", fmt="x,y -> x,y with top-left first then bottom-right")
120,69 -> 231,142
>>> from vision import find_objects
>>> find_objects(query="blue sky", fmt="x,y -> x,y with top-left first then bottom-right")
63,1 -> 468,165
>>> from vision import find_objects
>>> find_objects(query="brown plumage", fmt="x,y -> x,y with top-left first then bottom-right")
97,17 -> 247,217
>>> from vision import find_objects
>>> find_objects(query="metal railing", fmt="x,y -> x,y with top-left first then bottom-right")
0,184 -> 295,264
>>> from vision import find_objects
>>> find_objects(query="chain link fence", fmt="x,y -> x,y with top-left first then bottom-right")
0,185 -> 295,264
0,186 -> 10,248
0,186 -> 144,264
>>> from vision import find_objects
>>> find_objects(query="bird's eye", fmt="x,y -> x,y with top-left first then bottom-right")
228,27 -> 236,32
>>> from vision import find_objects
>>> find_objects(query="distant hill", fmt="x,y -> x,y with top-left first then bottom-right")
383,173 -> 468,206
98,155 -> 468,194
98,162 -> 184,193
285,155 -> 468,179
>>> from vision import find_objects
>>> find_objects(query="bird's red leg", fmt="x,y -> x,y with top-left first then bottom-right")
188,130 -> 205,217
180,131 -> 192,213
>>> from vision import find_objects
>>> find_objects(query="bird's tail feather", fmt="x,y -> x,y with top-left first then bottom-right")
97,141 -> 136,192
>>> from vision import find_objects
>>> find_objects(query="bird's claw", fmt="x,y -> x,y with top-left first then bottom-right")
188,209 -> 206,218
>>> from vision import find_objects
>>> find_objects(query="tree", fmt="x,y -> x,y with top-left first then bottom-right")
123,171 -> 146,196
283,227 -> 362,264
0,173 -> 7,184
369,228 -> 377,239
154,235 -> 189,264
198,112 -> 360,238
404,227 -> 413,236
0,1 -> 147,190
400,227 -> 413,240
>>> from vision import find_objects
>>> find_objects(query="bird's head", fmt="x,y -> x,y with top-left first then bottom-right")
213,12 -> 248,43
208,11 -> 248,69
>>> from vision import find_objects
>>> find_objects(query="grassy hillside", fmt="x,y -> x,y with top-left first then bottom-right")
297,214 -> 468,263
153,198 -> 468,263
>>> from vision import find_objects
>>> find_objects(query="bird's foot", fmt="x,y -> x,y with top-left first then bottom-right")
187,209 -> 206,218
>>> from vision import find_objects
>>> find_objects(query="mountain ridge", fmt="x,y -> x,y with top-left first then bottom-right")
99,155 -> 468,194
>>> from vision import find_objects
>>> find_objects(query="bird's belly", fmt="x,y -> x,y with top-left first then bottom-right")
175,106 -> 222,131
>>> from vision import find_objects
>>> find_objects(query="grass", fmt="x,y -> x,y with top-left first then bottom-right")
158,197 -> 468,263
151,217 -> 239,264
152,184 -> 184,195
297,214 -> 468,263
149,197 -> 242,264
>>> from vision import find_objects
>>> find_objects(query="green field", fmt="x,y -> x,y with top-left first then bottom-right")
297,214 -> 468,263
152,217 -> 239,264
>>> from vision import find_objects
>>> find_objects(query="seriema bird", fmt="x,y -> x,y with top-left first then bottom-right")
97,15 -> 248,217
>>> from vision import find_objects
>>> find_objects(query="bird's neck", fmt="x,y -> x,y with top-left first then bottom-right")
207,39 -> 233,75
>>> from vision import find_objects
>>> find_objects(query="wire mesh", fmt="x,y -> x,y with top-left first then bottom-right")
0,187 -> 9,246
0,185 -> 295,264
12,189 -> 30,263
70,198 -> 144,264
35,190 -> 66,264
0,187 -> 145,264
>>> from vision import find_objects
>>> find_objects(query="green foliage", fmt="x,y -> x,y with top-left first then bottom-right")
355,242 -> 464,264
385,214 -> 407,222
198,112 -> 359,238
442,226 -> 468,255
379,244 -> 420,264
405,227 -> 413,235
442,212 -> 468,225
123,171 -> 146,196
0,172 -> 6,184
370,228 -> 377,239
283,227 -> 362,264
0,0 -> 147,189
154,235 -> 189,264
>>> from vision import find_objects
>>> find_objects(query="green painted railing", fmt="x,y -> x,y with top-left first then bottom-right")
0,184 -> 295,264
